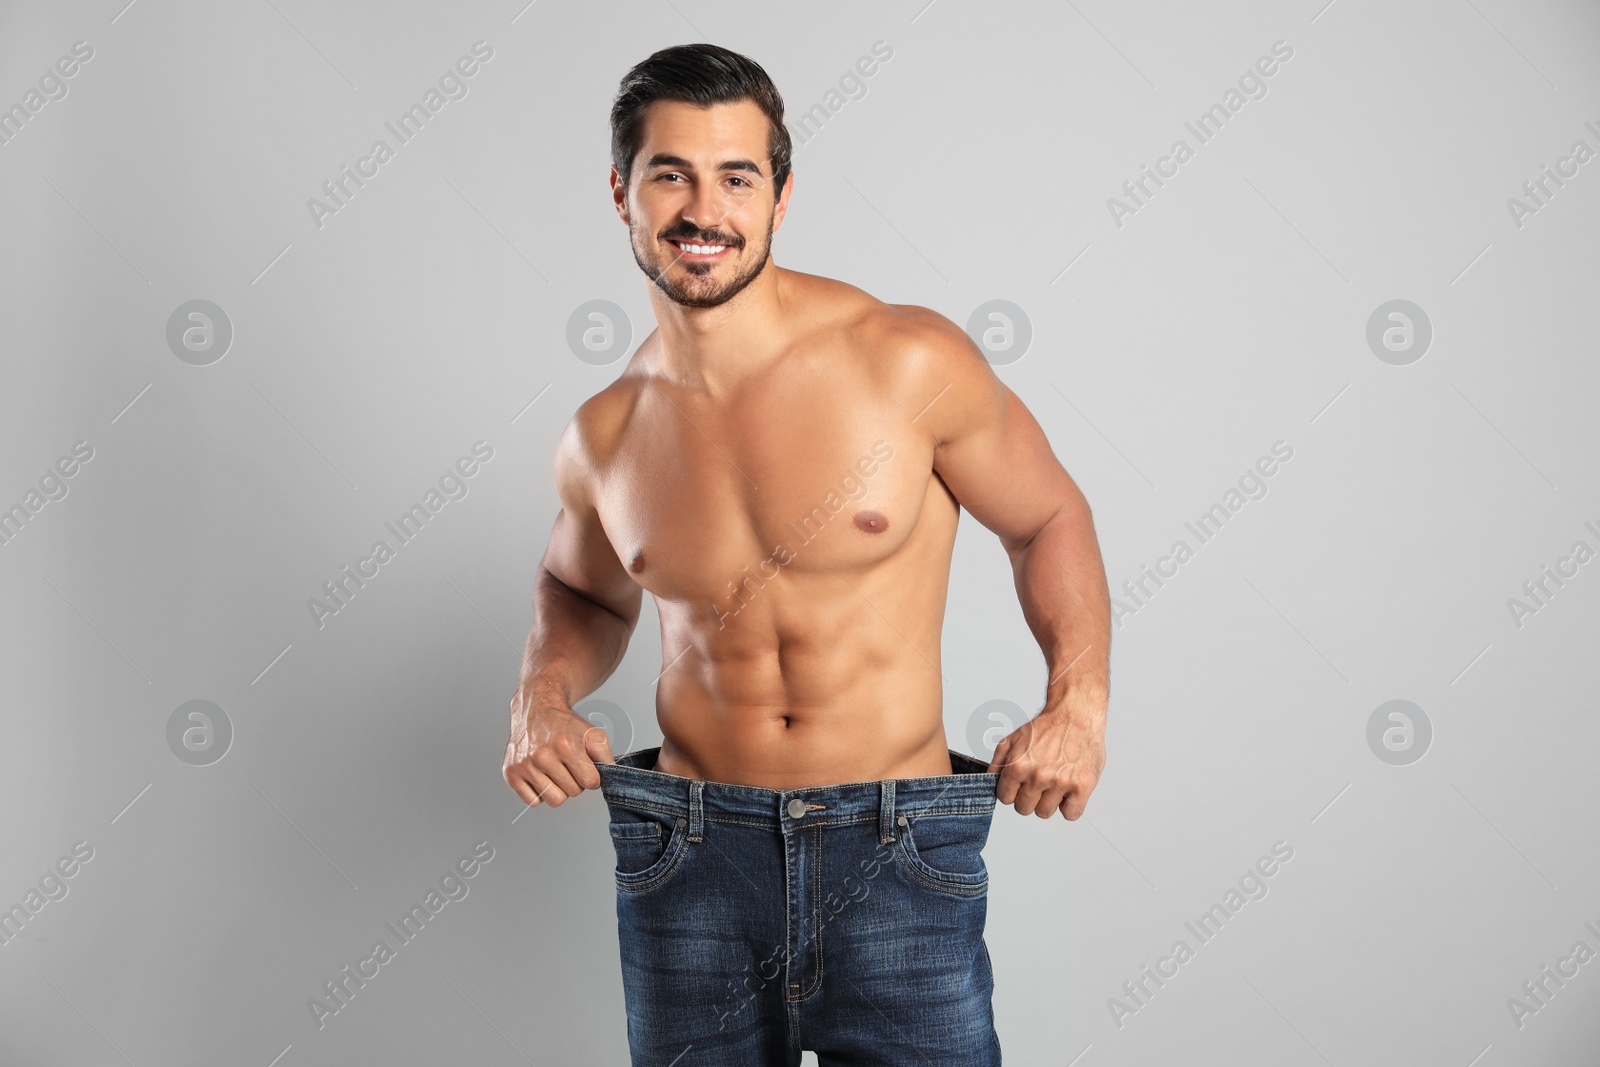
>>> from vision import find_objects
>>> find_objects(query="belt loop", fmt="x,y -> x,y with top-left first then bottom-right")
879,780 -> 896,843
688,779 -> 705,842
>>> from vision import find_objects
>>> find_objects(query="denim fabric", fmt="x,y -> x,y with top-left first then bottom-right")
596,747 -> 1002,1066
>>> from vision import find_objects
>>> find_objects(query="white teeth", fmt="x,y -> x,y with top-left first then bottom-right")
676,241 -> 726,255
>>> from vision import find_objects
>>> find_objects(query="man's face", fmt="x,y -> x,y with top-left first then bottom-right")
615,99 -> 789,309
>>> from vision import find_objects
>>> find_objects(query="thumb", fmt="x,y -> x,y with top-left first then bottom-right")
583,725 -> 616,764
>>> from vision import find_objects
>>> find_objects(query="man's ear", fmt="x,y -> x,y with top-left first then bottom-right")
771,170 -> 794,234
610,165 -> 630,224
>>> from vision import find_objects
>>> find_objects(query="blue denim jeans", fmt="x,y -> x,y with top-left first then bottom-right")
596,747 -> 1002,1066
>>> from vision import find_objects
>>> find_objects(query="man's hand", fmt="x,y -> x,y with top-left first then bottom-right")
503,681 -> 614,808
988,704 -> 1106,820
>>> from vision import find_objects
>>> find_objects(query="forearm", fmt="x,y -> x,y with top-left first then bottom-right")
1007,495 -> 1111,725
517,566 -> 634,707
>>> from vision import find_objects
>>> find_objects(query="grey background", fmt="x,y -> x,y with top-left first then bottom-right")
2,0 -> 1597,1064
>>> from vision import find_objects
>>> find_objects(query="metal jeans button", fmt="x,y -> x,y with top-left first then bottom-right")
786,798 -> 807,819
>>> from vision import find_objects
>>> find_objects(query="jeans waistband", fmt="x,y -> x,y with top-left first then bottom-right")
596,747 -> 998,843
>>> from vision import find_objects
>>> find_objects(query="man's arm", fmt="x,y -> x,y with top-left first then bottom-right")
503,410 -> 644,809
903,310 -> 1111,820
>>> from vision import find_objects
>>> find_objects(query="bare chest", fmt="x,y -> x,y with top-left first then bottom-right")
595,384 -> 934,604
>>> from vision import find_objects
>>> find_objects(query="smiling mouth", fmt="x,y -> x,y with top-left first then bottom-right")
667,238 -> 733,260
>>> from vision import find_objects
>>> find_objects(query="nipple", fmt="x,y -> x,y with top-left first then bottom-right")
853,510 -> 888,533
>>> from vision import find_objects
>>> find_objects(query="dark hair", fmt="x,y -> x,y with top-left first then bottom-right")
610,43 -> 792,197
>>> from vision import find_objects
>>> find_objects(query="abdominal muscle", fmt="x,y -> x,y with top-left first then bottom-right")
650,572 -> 956,788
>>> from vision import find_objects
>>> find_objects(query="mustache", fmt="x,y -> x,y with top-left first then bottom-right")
660,225 -> 741,247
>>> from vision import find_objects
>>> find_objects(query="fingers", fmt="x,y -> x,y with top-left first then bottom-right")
991,730 -> 1037,806
552,729 -> 605,792
1012,784 -> 1046,818
1033,784 -> 1070,820
994,763 -> 1019,806
522,726 -> 615,804
995,719 -> 1107,820
505,769 -> 540,808
989,731 -> 1033,773
512,771 -> 544,806
582,724 -> 616,769
1060,787 -> 1090,821
525,766 -> 567,806
504,760 -> 563,808
1001,761 -> 1055,817
1030,732 -> 1077,818
504,694 -> 617,808
1001,758 -> 1085,819
503,741 -> 538,807
502,751 -> 578,809
1007,754 -> 1046,815
532,743 -> 584,801
995,727 -> 1053,816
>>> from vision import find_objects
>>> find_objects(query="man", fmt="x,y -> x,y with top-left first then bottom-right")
504,43 -> 1110,1066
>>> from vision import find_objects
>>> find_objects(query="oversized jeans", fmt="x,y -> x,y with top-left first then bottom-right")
596,747 -> 1002,1066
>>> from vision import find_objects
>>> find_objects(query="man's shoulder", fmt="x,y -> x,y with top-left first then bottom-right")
849,303 -> 991,400
864,302 -> 975,362
804,283 -> 1002,442
791,271 -> 977,370
555,374 -> 645,480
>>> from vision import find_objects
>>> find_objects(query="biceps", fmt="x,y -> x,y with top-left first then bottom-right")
540,507 -> 643,623
935,383 -> 1085,553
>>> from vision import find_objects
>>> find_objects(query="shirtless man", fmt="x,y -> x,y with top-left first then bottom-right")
503,43 -> 1110,1066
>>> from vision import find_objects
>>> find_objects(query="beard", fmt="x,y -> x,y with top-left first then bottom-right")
630,214 -> 773,310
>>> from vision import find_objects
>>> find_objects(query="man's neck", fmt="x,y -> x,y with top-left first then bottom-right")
645,260 -> 792,395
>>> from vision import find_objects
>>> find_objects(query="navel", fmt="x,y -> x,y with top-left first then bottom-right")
853,510 -> 889,533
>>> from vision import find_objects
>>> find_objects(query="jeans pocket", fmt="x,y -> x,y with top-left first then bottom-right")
895,813 -> 989,897
609,807 -> 689,894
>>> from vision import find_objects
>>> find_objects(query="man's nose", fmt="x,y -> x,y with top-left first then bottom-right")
681,182 -> 730,231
